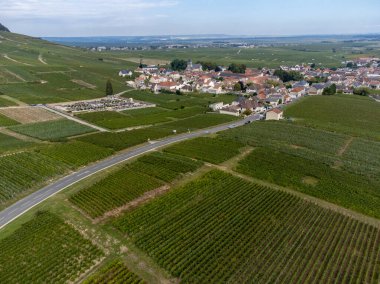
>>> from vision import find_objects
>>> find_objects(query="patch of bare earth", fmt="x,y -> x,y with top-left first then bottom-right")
94,185 -> 170,223
71,79 -> 97,89
337,137 -> 354,157
0,106 -> 61,123
301,176 -> 319,186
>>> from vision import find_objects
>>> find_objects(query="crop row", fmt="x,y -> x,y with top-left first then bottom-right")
164,137 -> 244,164
114,170 -> 380,283
128,152 -> 203,182
84,259 -> 144,284
0,211 -> 103,283
0,152 -> 67,205
237,147 -> 380,219
70,169 -> 164,218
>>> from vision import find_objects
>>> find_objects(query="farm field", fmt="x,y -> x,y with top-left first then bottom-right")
157,113 -> 238,133
76,127 -> 173,151
0,211 -> 103,283
237,147 -> 380,218
70,168 -> 164,218
284,95 -> 380,140
77,106 -> 206,130
127,152 -> 203,182
84,260 -> 145,284
0,96 -> 17,107
0,112 -> 18,127
0,151 -> 67,206
164,137 -> 245,164
114,170 -> 380,283
39,140 -> 114,167
0,106 -> 61,124
0,132 -> 35,155
123,90 -> 237,110
9,119 -> 96,141
70,152 -> 202,218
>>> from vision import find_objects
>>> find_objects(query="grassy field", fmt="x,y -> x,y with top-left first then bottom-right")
0,152 -> 67,206
0,211 -> 103,283
0,32 -> 135,104
9,119 -> 96,141
0,132 -> 35,155
114,170 -> 380,283
285,95 -> 380,140
164,137 -> 244,164
237,147 -> 380,218
84,260 -> 144,284
38,141 -> 114,167
0,96 -> 17,107
0,113 -> 19,127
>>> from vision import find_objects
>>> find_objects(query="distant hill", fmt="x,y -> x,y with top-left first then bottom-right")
0,23 -> 10,32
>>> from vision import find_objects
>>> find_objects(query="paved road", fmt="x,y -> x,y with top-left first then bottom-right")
0,114 -> 260,229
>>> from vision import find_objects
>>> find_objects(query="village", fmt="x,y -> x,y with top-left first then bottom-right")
119,57 -> 380,119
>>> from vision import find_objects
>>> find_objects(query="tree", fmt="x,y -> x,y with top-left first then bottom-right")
353,88 -> 370,96
274,70 -> 303,82
233,82 -> 242,91
170,59 -> 188,71
106,79 -> 114,96
322,84 -> 336,96
228,63 -> 246,74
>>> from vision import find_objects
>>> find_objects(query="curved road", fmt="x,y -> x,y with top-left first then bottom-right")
0,115 -> 259,229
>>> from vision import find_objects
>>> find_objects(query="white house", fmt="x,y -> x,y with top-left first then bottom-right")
266,108 -> 283,120
119,70 -> 133,77
209,102 -> 224,111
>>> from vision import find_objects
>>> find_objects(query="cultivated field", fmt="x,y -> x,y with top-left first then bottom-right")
39,140 -> 114,167
0,113 -> 18,127
0,211 -> 103,283
84,260 -> 145,284
70,152 -> 202,218
0,106 -> 61,124
0,96 -> 17,107
285,95 -> 380,140
9,119 -> 96,141
0,132 -> 34,155
237,147 -> 380,218
164,137 -> 244,164
70,168 -> 164,218
0,152 -> 67,206
76,127 -> 173,151
114,170 -> 380,283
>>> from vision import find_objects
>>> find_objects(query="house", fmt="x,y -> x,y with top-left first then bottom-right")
158,82 -> 178,92
266,108 -> 284,121
119,70 -> 133,77
209,102 -> 224,111
219,105 -> 241,117
290,87 -> 306,98
292,80 -> 309,88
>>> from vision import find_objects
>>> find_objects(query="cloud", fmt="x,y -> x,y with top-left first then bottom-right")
1,0 -> 179,18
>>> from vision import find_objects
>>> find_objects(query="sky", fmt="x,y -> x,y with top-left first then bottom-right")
1,0 -> 380,37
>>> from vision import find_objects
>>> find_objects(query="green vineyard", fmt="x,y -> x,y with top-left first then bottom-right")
39,140 -> 114,167
114,170 -> 380,283
84,260 -> 145,284
164,137 -> 244,164
0,211 -> 103,283
237,147 -> 380,218
70,169 -> 164,218
128,152 -> 203,182
0,152 -> 67,205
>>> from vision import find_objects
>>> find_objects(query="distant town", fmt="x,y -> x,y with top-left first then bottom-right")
117,57 -> 380,119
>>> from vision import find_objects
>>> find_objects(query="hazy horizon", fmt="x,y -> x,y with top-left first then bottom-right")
1,0 -> 380,37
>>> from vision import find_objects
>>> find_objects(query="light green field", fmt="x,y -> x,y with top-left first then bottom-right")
285,95 -> 380,140
0,132 -> 35,155
9,119 -> 96,141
